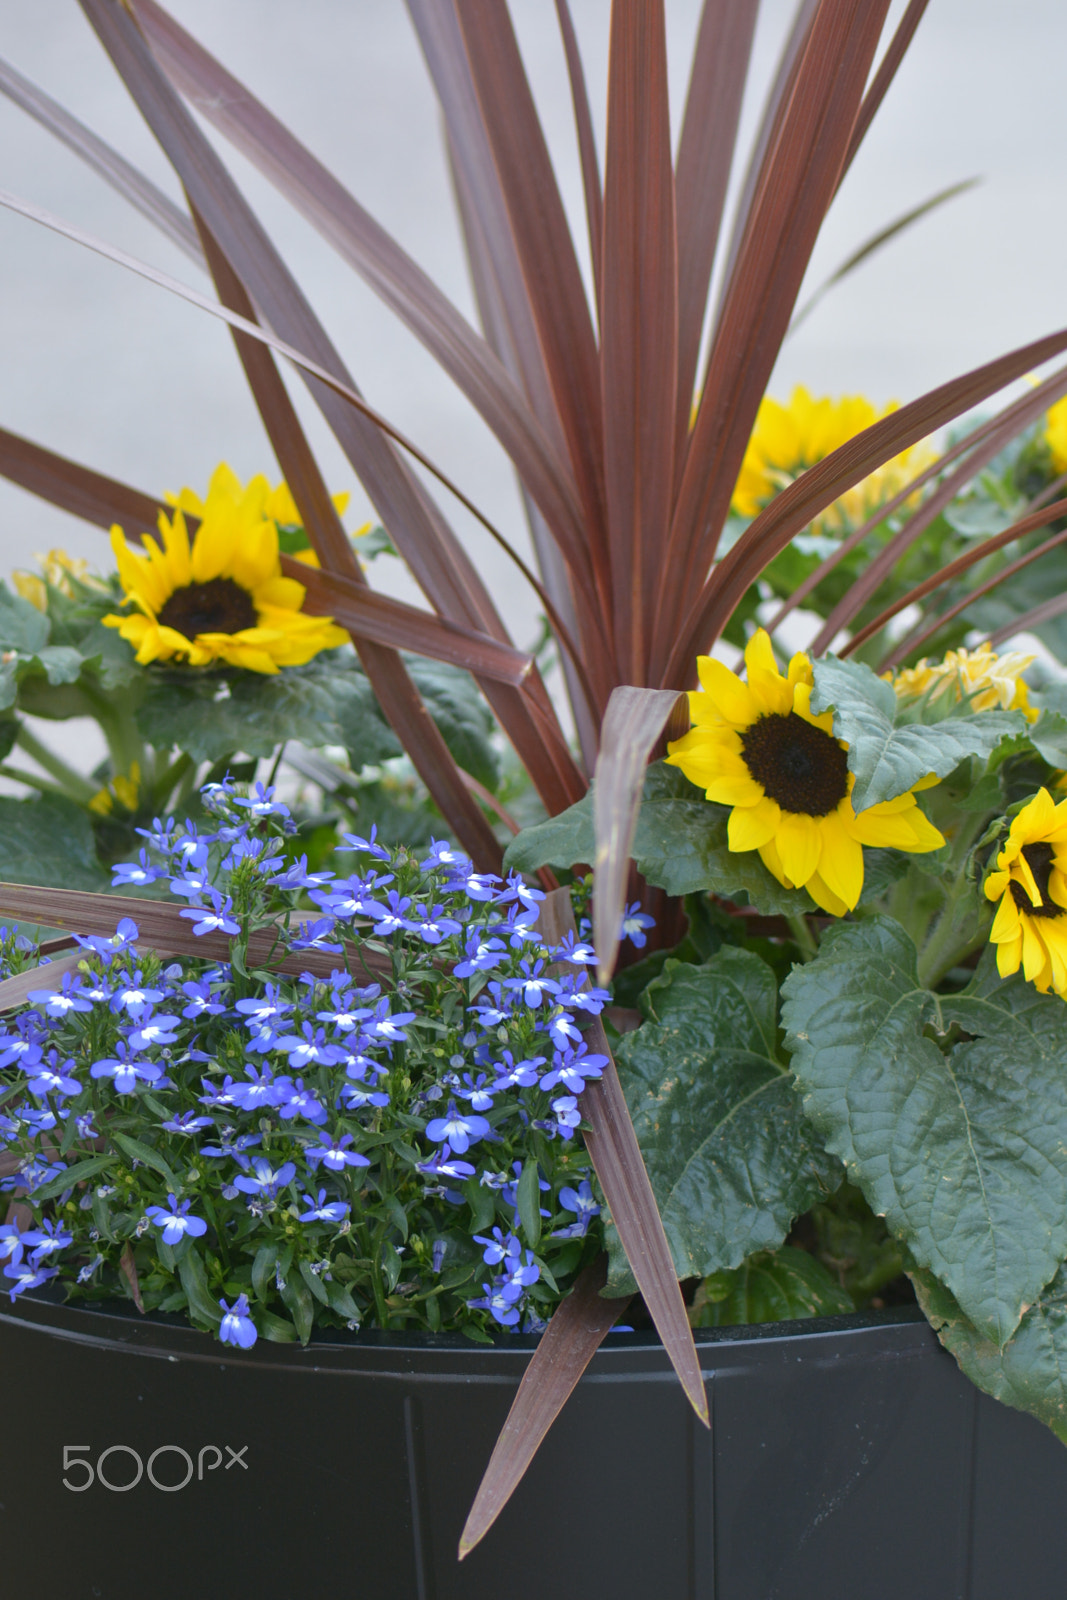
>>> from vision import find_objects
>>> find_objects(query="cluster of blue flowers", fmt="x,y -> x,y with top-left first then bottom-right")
0,780 -> 649,1346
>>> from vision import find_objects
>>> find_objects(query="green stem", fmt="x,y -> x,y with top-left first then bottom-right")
0,761 -> 82,801
152,751 -> 193,811
13,725 -> 98,803
786,913 -> 818,961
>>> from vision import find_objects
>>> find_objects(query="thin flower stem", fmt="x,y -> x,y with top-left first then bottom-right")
0,760 -> 85,802
13,724 -> 98,803
786,913 -> 818,960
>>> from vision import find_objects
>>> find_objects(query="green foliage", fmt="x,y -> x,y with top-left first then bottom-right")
691,1245 -> 853,1327
404,657 -> 499,792
810,655 -> 1024,811
0,793 -> 108,889
911,1262 -> 1067,1446
805,1180 -> 906,1307
507,763 -> 815,915
782,918 -> 1067,1346
606,950 -> 841,1294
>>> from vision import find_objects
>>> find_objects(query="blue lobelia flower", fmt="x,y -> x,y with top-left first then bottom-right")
275,1023 -> 346,1071
453,930 -> 507,978
219,1293 -> 258,1348
74,916 -> 139,959
305,1133 -> 370,1173
425,1100 -> 491,1155
548,930 -> 598,966
420,839 -> 468,872
21,1218 -> 74,1262
144,1195 -> 209,1245
406,904 -> 463,945
27,975 -> 94,1019
180,978 -> 227,1019
180,891 -> 241,937
338,824 -> 390,861
90,1046 -> 164,1095
24,1052 -> 81,1100
543,1007 -> 584,1051
228,1067 -> 284,1113
289,917 -> 344,953
160,1110 -> 215,1135
298,1189 -> 350,1225
168,861 -> 213,902
126,1012 -> 182,1051
473,1226 -> 514,1266
338,1080 -> 390,1112
550,1095 -> 582,1139
366,999 -> 416,1048
364,889 -> 415,936
111,849 -> 165,888
538,1043 -> 607,1094
454,1072 -> 495,1111
0,1222 -> 22,1266
274,1077 -> 329,1126
109,972 -> 165,1018
233,1159 -> 296,1201
506,959 -> 560,1008
467,1281 -> 521,1327
235,986 -> 292,1027
415,1143 -> 476,1182
553,1180 -> 601,1238
498,1244 -> 540,1301
489,1051 -> 545,1093
232,781 -> 290,819
443,868 -> 500,902
0,1033 -> 43,1071
315,994 -> 373,1032
620,902 -> 656,948
4,1260 -> 58,1300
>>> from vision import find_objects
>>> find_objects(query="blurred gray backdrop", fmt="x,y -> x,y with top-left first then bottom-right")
0,1 -> 1062,774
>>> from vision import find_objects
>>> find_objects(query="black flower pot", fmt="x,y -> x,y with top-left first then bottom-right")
2,1290 -> 1064,1600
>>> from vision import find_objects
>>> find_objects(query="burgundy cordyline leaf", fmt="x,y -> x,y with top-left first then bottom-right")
672,0 -> 759,486
664,323 -> 1067,684
764,364 -> 1067,641
0,950 -> 86,1014
592,687 -> 689,989
881,518 -> 1067,672
0,53 -> 202,265
119,1242 -> 145,1314
191,213 -> 502,867
451,0 -> 609,592
538,890 -> 708,1422
806,364 -> 1067,655
845,495 -> 1067,659
601,1 -> 678,683
458,1255 -> 632,1558
656,0 -> 892,673
127,0 -> 591,593
553,0 -> 604,317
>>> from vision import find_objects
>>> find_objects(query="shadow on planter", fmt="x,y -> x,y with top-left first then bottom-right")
2,1291 -> 1064,1599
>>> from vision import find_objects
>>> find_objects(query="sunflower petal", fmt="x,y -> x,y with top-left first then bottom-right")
728,797 -> 780,853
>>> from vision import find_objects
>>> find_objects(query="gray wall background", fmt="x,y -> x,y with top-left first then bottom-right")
0,1 -> 1061,774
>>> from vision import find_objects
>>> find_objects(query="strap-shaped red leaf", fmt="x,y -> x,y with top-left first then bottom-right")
538,889 -> 708,1427
458,1255 -> 632,1558
837,0 -> 930,188
126,0 -> 590,591
553,0 -> 603,316
601,1 -> 678,682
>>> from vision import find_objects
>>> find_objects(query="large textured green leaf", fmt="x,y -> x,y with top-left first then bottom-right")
135,654 -> 400,765
404,657 -> 499,792
810,655 -> 1024,812
506,764 -> 815,915
692,1245 -> 853,1327
782,917 -> 1067,1345
606,950 -> 840,1294
912,1263 -> 1067,1445
0,585 -> 50,653
0,793 -> 108,889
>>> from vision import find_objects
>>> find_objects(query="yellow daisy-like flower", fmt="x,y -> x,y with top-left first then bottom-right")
12,549 -> 106,611
731,386 -> 936,534
665,630 -> 945,916
890,642 -> 1037,721
103,463 -> 349,675
1046,395 -> 1067,475
985,788 -> 1067,995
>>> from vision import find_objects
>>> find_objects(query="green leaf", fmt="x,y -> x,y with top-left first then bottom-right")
33,1153 -> 115,1201
912,1263 -> 1067,1445
379,1241 -> 403,1295
0,585 -> 50,653
516,1158 -> 542,1250
606,950 -> 841,1294
251,1243 -> 278,1303
810,655 -> 1024,812
405,657 -> 499,792
260,1310 -> 298,1343
298,1260 -> 331,1306
782,917 -> 1067,1345
111,1133 -> 181,1193
463,1174 -> 496,1233
691,1246 -> 854,1327
178,1250 -> 222,1328
279,1268 -> 315,1343
0,794 -> 108,889
1028,709 -> 1067,769
506,765 -> 815,915
325,1279 -> 362,1322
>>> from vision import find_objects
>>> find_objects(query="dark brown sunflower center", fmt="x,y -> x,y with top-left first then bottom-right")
740,711 -> 850,818
1009,841 -> 1066,919
157,578 -> 258,640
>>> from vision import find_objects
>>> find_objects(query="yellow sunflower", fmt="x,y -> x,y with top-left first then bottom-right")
1046,395 -> 1067,475
12,548 -> 107,611
665,630 -> 945,915
731,386 -> 936,534
103,463 -> 349,674
890,642 -> 1037,721
985,789 -> 1067,995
